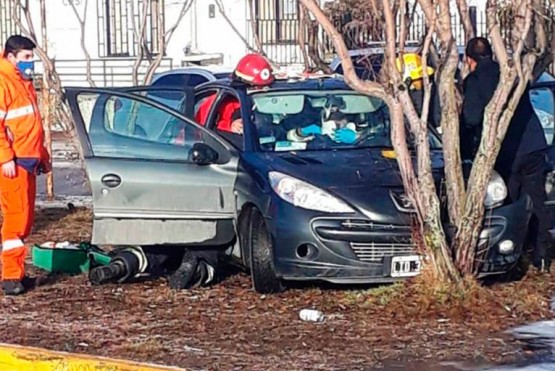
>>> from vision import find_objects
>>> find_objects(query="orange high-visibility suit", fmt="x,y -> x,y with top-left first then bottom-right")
0,57 -> 49,282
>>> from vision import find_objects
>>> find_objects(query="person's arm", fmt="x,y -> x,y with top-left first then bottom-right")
0,82 -> 15,177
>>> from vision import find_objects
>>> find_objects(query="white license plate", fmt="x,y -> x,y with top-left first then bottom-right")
391,255 -> 422,277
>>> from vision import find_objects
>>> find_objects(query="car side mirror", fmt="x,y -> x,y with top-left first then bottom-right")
190,142 -> 219,165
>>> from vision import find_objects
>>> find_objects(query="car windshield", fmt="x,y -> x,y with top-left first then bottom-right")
250,90 -> 441,152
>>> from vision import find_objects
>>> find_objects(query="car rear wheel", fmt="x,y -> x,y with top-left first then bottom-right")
249,209 -> 285,294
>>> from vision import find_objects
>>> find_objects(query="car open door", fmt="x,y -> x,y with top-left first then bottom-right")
529,79 -> 555,229
64,87 -> 239,246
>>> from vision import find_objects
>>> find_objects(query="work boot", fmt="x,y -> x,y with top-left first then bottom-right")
89,260 -> 127,285
2,280 -> 25,296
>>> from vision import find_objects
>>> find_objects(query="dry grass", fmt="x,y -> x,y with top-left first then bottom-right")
0,207 -> 553,370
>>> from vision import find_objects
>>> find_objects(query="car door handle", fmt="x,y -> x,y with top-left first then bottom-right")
101,174 -> 121,188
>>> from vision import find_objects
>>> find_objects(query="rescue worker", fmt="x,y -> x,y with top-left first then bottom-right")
461,37 -> 552,272
460,38 -> 501,161
88,246 -> 218,290
395,53 -> 441,129
0,35 -> 51,295
195,53 -> 274,136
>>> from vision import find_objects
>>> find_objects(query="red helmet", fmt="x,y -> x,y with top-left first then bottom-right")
233,53 -> 274,86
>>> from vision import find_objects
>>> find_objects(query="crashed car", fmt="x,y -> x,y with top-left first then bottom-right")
64,73 -> 554,293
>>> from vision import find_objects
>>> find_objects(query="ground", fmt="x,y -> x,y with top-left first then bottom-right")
0,207 -> 554,371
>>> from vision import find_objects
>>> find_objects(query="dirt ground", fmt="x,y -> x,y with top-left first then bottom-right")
0,207 -> 554,371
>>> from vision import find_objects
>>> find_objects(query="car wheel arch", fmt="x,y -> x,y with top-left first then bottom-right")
237,202 -> 257,269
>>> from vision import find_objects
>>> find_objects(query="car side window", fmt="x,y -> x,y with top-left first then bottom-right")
208,92 -> 244,150
530,87 -> 555,146
80,93 -> 212,162
152,73 -> 209,88
194,90 -> 220,125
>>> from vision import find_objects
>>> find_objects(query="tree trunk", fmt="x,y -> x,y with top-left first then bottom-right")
40,0 -> 53,200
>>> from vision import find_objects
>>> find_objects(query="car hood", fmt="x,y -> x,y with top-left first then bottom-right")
255,149 -> 444,224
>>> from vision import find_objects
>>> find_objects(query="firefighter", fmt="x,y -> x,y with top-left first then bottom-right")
194,53 -> 274,135
0,35 -> 51,295
395,53 -> 441,129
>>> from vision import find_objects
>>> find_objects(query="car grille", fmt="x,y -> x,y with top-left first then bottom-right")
350,242 -> 416,262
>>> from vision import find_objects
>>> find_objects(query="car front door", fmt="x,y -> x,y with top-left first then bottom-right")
529,79 -> 555,227
65,87 -> 239,247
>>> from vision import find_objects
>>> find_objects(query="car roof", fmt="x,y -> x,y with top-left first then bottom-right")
153,66 -> 234,80
198,76 -> 354,93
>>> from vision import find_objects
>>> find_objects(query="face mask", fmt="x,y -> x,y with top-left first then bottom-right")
16,61 -> 34,79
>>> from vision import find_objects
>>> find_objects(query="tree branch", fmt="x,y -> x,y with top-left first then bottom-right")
143,0 -> 194,85
300,0 -> 386,98
70,0 -> 95,87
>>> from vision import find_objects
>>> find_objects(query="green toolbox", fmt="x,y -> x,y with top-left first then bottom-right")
32,242 -> 112,274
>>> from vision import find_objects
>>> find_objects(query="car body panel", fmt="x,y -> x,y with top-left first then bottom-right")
191,77 -> 530,281
530,79 -> 555,232
64,87 -> 238,246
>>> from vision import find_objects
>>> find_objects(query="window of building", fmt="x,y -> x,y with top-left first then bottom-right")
253,0 -> 299,44
0,0 -> 20,46
98,0 -> 164,58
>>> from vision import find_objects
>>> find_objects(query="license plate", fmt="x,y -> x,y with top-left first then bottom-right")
391,255 -> 422,277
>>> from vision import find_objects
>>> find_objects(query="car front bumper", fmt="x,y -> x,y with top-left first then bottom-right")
264,195 -> 531,284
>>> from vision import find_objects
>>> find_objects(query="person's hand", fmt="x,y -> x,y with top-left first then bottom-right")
300,124 -> 322,136
332,128 -> 357,144
231,119 -> 243,134
2,160 -> 16,178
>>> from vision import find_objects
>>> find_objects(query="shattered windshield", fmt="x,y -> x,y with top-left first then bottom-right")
250,90 -> 441,152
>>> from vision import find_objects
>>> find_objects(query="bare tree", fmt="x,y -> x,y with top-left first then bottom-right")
300,0 -> 552,283
131,0 -> 194,86
214,0 -> 279,70
69,0 -> 96,88
39,0 -> 53,200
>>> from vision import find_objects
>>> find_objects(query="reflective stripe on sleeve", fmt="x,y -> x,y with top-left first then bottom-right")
5,105 -> 34,121
2,239 -> 25,251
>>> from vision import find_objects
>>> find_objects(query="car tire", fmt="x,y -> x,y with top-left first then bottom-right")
249,209 -> 285,294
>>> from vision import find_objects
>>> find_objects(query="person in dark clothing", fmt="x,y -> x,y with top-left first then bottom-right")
461,37 -> 552,271
460,38 -> 501,161
396,53 -> 442,129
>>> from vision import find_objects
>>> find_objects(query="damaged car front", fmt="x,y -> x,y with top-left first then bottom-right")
228,78 -> 531,293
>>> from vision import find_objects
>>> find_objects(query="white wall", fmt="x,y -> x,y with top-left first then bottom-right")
184,0 -> 250,67
26,0 -> 101,60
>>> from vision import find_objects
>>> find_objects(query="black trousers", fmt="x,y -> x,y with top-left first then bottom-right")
507,150 -> 553,264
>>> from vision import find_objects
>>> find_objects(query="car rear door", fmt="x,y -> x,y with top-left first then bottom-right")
65,87 -> 239,246
529,80 -> 555,227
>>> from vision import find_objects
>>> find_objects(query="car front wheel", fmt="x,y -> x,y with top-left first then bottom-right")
249,208 -> 285,294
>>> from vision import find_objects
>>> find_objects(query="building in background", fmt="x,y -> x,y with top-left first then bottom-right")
0,0 -> 514,88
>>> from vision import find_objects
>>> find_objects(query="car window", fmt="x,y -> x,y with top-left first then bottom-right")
209,93 -> 244,150
194,90 -> 220,125
530,87 -> 555,146
152,73 -> 209,88
250,90 -> 441,152
78,92 -> 212,162
152,74 -> 188,87
188,74 -> 210,86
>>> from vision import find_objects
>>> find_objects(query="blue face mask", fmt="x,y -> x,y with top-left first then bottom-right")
16,61 -> 34,79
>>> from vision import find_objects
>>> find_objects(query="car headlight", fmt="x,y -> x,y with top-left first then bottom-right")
484,171 -> 507,208
269,171 -> 355,213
